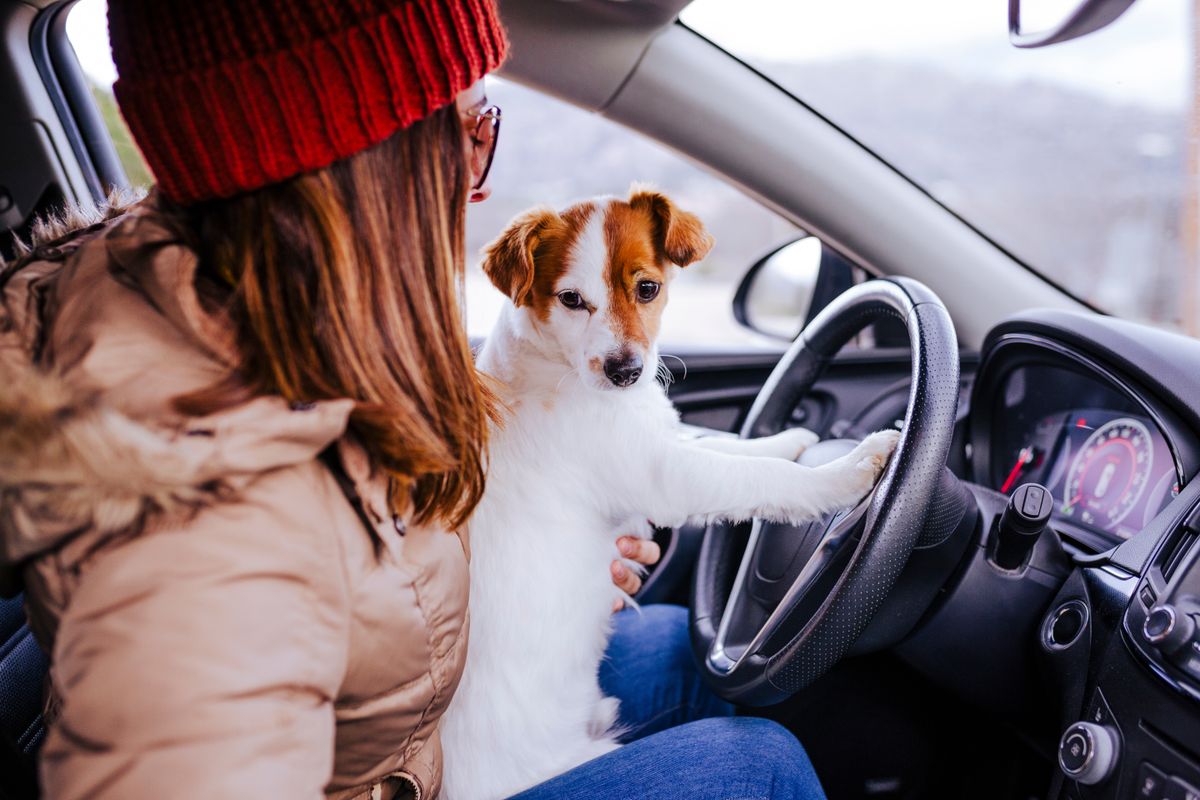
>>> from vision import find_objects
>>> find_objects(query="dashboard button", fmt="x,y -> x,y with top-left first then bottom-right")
1058,722 -> 1119,785
1181,641 -> 1200,682
1045,601 -> 1087,649
1022,485 -> 1046,516
1086,689 -> 1114,726
1143,604 -> 1198,656
1166,777 -> 1200,800
1061,731 -> 1090,772
1136,763 -> 1168,800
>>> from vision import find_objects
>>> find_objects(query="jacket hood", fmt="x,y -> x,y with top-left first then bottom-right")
0,196 -> 354,571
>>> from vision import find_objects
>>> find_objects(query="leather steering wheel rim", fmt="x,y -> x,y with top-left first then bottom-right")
690,277 -> 960,705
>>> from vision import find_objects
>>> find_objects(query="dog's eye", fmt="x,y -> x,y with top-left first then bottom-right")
636,281 -> 661,303
557,290 -> 585,310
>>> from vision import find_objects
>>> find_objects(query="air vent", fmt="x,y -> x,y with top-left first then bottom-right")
1161,524 -> 1199,583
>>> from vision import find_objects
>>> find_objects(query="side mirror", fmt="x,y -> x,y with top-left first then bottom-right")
732,237 -> 853,341
1008,0 -> 1136,48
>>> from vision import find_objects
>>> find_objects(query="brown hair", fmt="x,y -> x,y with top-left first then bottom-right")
172,106 -> 492,528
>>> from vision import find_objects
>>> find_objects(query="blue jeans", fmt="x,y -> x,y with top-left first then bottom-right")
508,605 -> 827,800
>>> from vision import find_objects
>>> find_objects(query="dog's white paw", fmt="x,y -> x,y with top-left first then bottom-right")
851,429 -> 901,486
767,427 -> 821,460
823,429 -> 899,509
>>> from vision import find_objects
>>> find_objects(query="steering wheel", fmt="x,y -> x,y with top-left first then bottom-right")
690,277 -> 961,706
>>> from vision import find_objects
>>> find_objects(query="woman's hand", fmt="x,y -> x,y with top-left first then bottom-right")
611,535 -> 662,612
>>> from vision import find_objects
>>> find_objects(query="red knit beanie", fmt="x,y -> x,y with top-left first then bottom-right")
107,0 -> 508,205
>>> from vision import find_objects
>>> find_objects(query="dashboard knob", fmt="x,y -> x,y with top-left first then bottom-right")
1059,721 -> 1119,785
1142,604 -> 1197,655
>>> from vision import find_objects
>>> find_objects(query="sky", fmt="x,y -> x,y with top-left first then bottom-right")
68,0 -> 1192,110
65,0 -> 115,85
682,0 -> 1193,111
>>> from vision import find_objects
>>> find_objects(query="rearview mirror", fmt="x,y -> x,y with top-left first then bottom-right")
1009,0 -> 1137,48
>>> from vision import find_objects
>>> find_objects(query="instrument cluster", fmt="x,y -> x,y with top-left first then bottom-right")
985,362 -> 1181,542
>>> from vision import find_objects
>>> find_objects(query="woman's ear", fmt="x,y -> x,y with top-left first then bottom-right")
481,207 -> 560,305
629,187 -> 715,267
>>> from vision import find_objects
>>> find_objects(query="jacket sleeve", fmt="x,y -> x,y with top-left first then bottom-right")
38,465 -> 352,800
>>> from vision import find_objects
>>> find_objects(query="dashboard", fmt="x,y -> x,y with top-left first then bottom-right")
970,335 -> 1190,550
958,315 -> 1200,800
986,364 -> 1180,542
821,309 -> 1200,800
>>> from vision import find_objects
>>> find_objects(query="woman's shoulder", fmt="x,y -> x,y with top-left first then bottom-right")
77,455 -> 358,601
12,411 -> 362,653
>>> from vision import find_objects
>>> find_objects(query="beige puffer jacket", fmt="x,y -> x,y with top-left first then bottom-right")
0,197 -> 469,800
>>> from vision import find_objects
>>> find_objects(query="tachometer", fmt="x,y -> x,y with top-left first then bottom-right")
1062,417 -> 1153,528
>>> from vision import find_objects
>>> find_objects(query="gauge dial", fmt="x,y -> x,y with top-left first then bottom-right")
1062,418 -> 1153,528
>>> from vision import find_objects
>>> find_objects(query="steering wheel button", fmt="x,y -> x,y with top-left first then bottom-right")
1136,763 -> 1168,800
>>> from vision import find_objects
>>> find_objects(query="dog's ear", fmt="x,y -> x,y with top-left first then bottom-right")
481,207 -> 561,305
629,187 -> 714,267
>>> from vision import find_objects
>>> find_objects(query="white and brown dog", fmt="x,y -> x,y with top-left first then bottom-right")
439,188 -> 899,800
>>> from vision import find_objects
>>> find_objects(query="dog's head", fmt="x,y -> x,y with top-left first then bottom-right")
482,187 -> 714,390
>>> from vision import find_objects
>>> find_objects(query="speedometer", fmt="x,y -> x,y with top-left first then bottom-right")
1062,417 -> 1153,528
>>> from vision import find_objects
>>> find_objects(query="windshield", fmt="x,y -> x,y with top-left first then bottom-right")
681,0 -> 1198,336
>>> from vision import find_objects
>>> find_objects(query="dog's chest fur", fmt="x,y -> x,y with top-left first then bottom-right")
438,336 -> 677,800
439,189 -> 719,800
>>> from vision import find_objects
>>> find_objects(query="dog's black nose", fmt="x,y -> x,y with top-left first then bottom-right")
603,354 -> 643,388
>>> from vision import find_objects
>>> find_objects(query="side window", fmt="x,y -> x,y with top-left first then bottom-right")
65,0 -> 153,190
466,80 -> 804,349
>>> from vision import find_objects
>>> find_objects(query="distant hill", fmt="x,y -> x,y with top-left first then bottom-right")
762,57 -> 1187,326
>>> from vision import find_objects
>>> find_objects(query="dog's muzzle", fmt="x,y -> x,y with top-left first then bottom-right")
603,353 -> 643,388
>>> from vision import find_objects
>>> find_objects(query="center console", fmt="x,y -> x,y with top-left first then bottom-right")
1058,502 -> 1200,799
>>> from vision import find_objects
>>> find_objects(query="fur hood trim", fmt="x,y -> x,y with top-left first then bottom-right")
0,359 -> 354,566
2,189 -> 143,268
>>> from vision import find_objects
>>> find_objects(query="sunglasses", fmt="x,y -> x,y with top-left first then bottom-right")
465,105 -> 502,191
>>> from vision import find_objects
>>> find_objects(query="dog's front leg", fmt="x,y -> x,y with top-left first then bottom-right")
690,428 -> 819,461
640,430 -> 900,528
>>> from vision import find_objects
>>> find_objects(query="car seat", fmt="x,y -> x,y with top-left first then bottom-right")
0,594 -> 45,799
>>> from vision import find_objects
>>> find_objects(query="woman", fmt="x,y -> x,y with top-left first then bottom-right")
0,1 -> 825,797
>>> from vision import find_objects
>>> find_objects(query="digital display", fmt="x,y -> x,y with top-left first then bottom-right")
991,365 -> 1180,540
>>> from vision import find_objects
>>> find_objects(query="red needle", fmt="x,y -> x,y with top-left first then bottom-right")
1000,447 -> 1035,494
